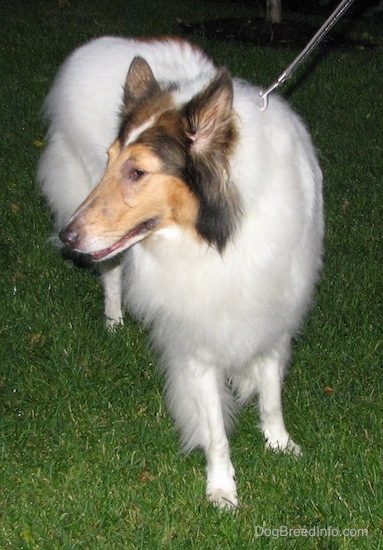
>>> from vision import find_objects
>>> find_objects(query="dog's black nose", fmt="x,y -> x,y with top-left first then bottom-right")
59,227 -> 80,247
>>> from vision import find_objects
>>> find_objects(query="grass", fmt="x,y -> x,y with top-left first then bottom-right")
0,0 -> 382,548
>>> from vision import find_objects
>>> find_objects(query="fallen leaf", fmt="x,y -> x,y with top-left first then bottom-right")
28,333 -> 46,346
138,470 -> 155,482
342,200 -> 350,213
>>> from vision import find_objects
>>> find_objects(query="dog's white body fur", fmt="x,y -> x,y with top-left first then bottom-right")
38,36 -> 324,509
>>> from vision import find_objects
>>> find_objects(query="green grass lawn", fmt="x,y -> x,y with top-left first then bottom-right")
0,0 -> 382,548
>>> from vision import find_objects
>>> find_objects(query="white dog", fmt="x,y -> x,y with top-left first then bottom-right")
38,36 -> 324,509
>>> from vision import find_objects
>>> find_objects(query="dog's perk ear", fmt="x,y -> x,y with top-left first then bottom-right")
184,69 -> 234,154
123,56 -> 160,106
182,69 -> 240,252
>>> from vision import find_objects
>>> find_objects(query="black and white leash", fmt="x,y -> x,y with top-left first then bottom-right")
257,0 -> 357,110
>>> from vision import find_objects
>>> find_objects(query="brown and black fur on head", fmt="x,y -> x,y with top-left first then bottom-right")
60,56 -> 242,259
119,56 -> 242,252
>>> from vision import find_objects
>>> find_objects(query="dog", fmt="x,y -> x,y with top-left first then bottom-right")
38,36 -> 324,509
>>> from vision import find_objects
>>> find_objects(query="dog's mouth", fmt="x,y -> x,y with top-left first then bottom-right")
89,217 -> 160,260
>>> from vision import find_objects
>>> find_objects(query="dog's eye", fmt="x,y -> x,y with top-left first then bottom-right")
129,169 -> 145,181
121,159 -> 146,184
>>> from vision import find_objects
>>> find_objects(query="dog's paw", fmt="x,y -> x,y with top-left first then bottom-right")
207,488 -> 239,511
206,467 -> 239,511
266,437 -> 302,457
285,438 -> 302,457
106,316 -> 124,331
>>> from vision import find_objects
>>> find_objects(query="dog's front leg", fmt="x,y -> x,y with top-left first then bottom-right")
98,261 -> 123,329
257,343 -> 301,456
166,358 -> 237,509
193,366 -> 238,510
204,413 -> 238,510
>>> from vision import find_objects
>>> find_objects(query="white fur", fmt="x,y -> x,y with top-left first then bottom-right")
38,37 -> 324,509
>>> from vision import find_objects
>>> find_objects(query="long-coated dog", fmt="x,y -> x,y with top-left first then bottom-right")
38,36 -> 324,509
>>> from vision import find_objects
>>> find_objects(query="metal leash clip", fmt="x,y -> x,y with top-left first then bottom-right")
258,73 -> 287,111
257,0 -> 356,110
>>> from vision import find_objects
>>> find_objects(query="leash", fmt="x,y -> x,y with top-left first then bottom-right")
257,0 -> 356,110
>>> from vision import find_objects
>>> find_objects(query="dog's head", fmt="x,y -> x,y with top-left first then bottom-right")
60,56 -> 241,260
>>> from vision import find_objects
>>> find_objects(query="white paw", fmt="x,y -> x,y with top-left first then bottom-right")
266,436 -> 302,457
206,467 -> 238,511
106,316 -> 124,331
207,487 -> 239,511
